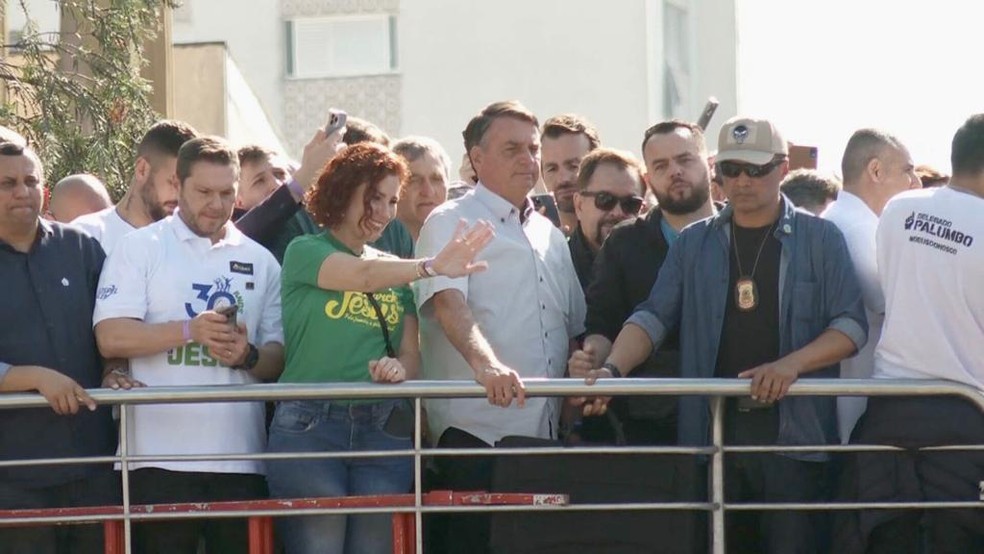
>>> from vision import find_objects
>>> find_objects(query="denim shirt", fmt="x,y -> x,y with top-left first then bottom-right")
626,197 -> 867,462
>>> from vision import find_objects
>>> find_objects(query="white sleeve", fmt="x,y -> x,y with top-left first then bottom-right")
92,232 -> 152,325
257,253 -> 284,346
853,218 -> 885,315
413,211 -> 469,311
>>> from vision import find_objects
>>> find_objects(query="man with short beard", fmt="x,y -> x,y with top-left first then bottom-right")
73,120 -> 199,256
541,114 -> 601,234
568,120 -> 715,445
567,147 -> 646,289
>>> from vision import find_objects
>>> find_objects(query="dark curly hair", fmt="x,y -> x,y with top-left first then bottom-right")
306,143 -> 409,230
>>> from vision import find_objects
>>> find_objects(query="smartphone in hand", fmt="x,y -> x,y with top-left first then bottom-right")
531,193 -> 562,228
216,304 -> 238,328
325,109 -> 348,136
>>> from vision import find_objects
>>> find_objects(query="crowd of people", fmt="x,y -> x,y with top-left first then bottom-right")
0,101 -> 981,554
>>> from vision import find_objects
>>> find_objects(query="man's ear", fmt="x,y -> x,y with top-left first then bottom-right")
468,147 -> 483,180
866,157 -> 882,183
135,157 -> 151,184
573,191 -> 585,220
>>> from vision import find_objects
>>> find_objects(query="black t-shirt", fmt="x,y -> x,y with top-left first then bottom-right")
715,221 -> 781,378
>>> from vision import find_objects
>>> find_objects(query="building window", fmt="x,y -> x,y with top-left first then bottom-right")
286,15 -> 398,79
662,1 -> 690,118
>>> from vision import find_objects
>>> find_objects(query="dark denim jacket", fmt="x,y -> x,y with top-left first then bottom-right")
626,198 -> 867,462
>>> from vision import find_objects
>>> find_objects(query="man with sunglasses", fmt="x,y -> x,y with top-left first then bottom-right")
569,120 -> 716,445
578,117 -> 867,553
567,147 -> 646,289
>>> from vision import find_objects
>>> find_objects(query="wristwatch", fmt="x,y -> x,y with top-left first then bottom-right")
600,362 -> 622,378
232,343 -> 259,371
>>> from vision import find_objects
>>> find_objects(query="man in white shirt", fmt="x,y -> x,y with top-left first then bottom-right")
833,114 -> 984,553
415,100 -> 586,553
93,136 -> 285,553
822,128 -> 919,441
73,120 -> 199,257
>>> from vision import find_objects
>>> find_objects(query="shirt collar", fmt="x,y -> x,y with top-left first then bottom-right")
37,217 -> 54,238
170,209 -> 243,246
474,182 -> 534,224
831,190 -> 877,219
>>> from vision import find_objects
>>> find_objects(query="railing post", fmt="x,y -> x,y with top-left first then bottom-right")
413,396 -> 423,554
120,403 -> 132,554
710,396 -> 726,554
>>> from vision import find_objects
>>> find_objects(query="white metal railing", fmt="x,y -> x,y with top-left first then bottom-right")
0,378 -> 982,553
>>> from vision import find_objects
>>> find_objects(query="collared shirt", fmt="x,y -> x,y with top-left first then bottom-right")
93,212 -> 284,475
0,220 -> 115,487
627,197 -> 867,460
415,183 -> 586,445
821,190 -> 883,440
874,186 -> 983,389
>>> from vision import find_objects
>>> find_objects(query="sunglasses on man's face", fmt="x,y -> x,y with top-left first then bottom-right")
579,191 -> 644,214
716,157 -> 785,179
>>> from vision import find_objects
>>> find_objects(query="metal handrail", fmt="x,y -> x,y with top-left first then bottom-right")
1,378 -> 982,554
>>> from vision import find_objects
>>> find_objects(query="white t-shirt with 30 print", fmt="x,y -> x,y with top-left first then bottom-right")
93,211 -> 284,475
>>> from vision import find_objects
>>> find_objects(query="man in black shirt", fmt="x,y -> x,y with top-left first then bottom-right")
569,120 -> 715,444
0,142 -> 118,554
567,147 -> 647,290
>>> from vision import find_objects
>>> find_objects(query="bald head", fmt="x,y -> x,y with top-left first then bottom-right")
841,129 -> 906,186
50,174 -> 112,223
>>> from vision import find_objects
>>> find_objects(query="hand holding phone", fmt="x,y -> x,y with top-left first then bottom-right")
216,304 -> 238,328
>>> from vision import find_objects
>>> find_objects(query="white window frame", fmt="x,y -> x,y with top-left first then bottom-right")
285,14 -> 399,80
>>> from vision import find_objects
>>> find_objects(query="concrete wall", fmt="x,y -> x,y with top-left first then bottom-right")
172,43 -> 227,137
171,0 -> 285,137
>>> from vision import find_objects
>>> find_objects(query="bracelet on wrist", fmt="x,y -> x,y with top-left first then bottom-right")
422,258 -> 439,277
182,320 -> 193,344
415,259 -> 427,280
286,177 -> 305,201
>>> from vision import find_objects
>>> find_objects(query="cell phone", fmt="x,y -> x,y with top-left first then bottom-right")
531,193 -> 562,228
325,109 -> 348,136
216,304 -> 238,327
696,97 -> 719,131
788,144 -> 819,170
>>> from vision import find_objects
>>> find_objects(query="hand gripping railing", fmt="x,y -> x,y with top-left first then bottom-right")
0,378 -> 982,554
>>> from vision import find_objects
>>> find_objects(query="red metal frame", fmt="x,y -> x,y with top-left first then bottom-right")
0,490 -> 568,554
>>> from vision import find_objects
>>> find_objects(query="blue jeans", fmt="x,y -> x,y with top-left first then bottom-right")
266,399 -> 413,554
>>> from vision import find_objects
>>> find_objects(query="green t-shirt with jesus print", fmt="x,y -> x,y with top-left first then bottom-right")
279,231 -> 416,386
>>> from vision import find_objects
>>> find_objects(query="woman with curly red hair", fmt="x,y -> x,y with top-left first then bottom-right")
266,143 -> 493,553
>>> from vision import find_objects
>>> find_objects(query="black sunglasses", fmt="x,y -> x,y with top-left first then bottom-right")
716,157 -> 786,179
580,191 -> 644,213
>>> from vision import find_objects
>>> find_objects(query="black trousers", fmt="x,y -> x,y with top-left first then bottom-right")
723,402 -> 831,554
0,469 -> 120,554
426,427 -> 495,554
129,467 -> 268,554
832,396 -> 984,554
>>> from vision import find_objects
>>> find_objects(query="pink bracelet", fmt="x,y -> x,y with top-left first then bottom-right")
182,320 -> 192,343
286,177 -> 305,200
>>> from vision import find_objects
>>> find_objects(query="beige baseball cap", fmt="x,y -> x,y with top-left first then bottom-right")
716,117 -> 788,165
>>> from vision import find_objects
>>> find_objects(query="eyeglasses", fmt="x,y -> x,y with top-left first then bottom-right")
716,157 -> 786,179
579,191 -> 644,214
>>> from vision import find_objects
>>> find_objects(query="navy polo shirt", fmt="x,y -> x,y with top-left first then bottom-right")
0,220 -> 115,488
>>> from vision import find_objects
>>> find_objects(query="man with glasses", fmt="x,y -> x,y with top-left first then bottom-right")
567,147 -> 646,289
576,117 -> 867,553
568,120 -> 715,445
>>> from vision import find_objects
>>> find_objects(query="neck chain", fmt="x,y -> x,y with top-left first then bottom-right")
731,219 -> 777,311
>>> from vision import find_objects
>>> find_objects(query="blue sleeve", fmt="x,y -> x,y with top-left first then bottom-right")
0,361 -> 11,385
822,224 -> 868,351
625,232 -> 685,350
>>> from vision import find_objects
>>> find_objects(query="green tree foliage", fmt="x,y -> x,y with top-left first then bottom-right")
1,1 -> 173,200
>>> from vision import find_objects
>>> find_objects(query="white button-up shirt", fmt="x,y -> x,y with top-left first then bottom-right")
415,184 -> 586,445
822,190 -> 883,440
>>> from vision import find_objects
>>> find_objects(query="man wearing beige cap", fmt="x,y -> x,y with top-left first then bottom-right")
576,117 -> 867,553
